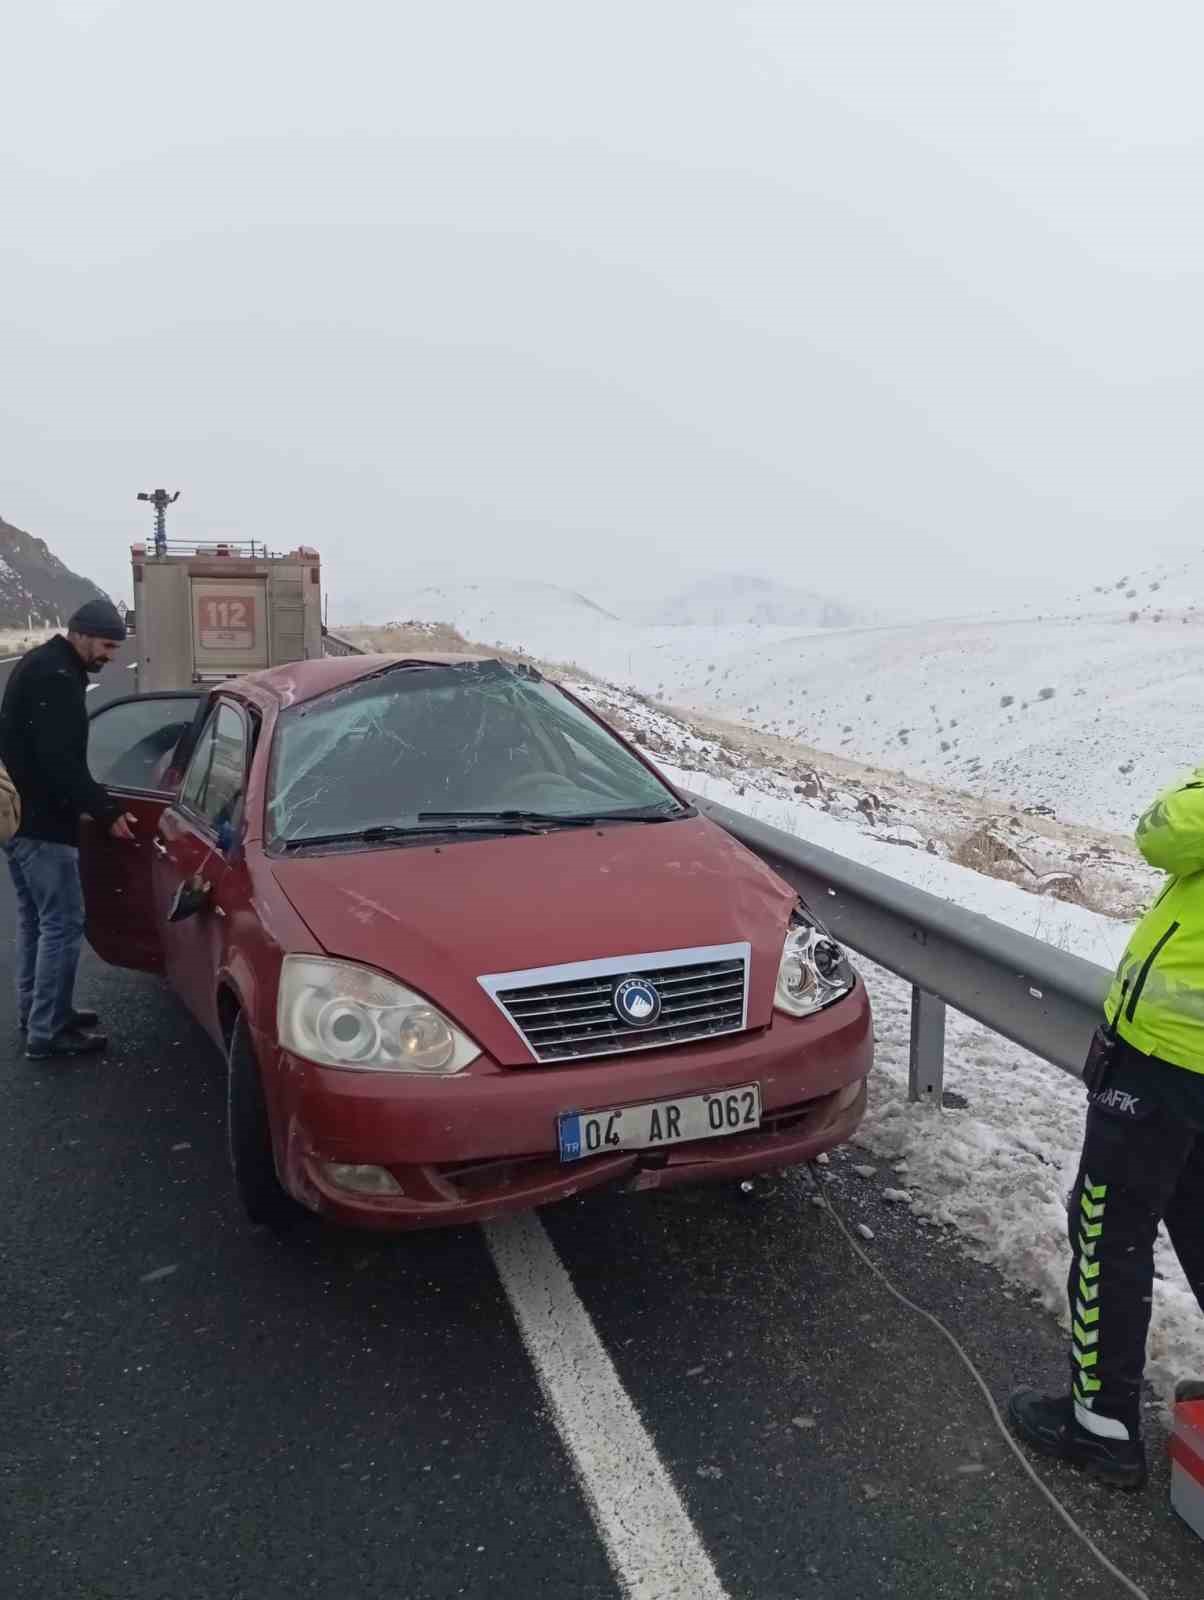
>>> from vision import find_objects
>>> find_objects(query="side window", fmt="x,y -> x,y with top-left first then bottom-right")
88,694 -> 204,792
180,702 -> 249,831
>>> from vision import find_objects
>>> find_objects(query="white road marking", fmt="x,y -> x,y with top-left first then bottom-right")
485,1213 -> 731,1600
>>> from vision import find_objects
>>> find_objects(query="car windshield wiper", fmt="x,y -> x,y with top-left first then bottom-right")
417,809 -> 599,829
576,802 -> 694,823
419,802 -> 693,827
279,818 -> 550,850
281,803 -> 695,850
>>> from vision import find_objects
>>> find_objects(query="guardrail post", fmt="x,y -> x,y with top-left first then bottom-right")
909,987 -> 946,1104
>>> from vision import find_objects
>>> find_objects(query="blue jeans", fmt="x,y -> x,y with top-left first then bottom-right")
4,838 -> 86,1044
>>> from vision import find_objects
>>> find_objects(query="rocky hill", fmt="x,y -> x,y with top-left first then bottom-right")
0,513 -> 108,629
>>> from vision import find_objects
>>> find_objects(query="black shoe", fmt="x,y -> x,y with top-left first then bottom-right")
1007,1390 -> 1147,1489
19,1008 -> 99,1033
1175,1379 -> 1204,1403
26,1029 -> 109,1061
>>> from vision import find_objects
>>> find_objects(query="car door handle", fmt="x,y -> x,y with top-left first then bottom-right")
152,836 -> 169,857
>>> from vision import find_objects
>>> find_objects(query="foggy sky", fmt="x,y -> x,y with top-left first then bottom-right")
3,1 -> 1201,622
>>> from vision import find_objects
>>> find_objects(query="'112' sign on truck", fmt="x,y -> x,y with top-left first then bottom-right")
195,591 -> 258,651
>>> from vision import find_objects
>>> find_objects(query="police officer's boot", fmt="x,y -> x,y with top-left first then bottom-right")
1007,1390 -> 1147,1488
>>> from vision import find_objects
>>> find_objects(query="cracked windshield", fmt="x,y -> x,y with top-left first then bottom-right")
266,660 -> 678,845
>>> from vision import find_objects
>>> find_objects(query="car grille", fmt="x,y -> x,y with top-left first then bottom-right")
480,945 -> 750,1064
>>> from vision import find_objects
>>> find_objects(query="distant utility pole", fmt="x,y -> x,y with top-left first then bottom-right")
136,488 -> 181,556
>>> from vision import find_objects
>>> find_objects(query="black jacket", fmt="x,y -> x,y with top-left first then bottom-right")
0,636 -> 122,845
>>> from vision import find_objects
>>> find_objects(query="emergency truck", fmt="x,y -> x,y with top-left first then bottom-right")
129,540 -> 333,692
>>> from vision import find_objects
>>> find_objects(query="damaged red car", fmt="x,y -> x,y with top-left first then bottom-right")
81,654 -> 873,1231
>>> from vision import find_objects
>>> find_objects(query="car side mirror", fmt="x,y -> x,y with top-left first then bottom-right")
167,874 -> 211,923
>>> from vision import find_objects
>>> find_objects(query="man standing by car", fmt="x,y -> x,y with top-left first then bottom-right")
1008,768 -> 1204,1489
0,599 -> 136,1059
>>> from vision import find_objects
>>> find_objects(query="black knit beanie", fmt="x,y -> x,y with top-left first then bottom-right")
67,598 -> 127,641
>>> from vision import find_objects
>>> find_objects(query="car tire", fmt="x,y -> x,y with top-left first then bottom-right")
227,1010 -> 303,1230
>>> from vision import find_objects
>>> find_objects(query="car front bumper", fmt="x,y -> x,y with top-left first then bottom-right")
259,982 -> 873,1231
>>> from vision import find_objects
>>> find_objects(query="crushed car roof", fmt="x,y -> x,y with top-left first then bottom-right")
229,652 -> 501,709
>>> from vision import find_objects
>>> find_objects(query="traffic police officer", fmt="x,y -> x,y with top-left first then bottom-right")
1009,768 -> 1204,1487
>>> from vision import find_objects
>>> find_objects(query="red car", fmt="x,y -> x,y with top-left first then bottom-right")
82,653 -> 873,1231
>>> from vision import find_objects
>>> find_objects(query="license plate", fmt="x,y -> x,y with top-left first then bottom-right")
557,1084 -> 761,1163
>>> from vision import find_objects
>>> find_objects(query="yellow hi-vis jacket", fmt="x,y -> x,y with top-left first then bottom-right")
1105,768 -> 1204,1074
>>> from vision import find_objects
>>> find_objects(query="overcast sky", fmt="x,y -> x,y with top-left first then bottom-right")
2,1 -> 1201,622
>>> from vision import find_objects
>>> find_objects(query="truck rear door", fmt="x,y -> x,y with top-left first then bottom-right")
190,577 -> 269,679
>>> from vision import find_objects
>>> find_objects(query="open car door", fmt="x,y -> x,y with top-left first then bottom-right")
80,692 -> 206,972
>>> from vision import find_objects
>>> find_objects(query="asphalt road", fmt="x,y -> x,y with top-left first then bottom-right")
1,644 -> 1200,1599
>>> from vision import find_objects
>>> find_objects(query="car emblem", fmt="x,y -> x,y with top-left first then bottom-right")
612,976 -> 662,1028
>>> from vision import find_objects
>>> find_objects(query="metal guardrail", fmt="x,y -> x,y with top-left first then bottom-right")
321,629 -> 365,658
686,792 -> 1114,1103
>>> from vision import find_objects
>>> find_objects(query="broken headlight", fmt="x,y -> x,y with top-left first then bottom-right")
774,916 -> 855,1018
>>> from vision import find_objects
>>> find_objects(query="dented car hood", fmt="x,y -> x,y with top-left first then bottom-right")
270,815 -> 795,1066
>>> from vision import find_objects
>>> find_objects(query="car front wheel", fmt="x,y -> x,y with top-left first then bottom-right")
226,1010 -> 303,1229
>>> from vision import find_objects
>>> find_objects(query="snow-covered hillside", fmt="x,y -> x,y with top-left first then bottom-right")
367,578 -> 817,690
644,572 -> 864,628
571,567 -> 875,628
670,611 -> 1204,833
981,550 -> 1204,626
351,566 -> 1204,832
